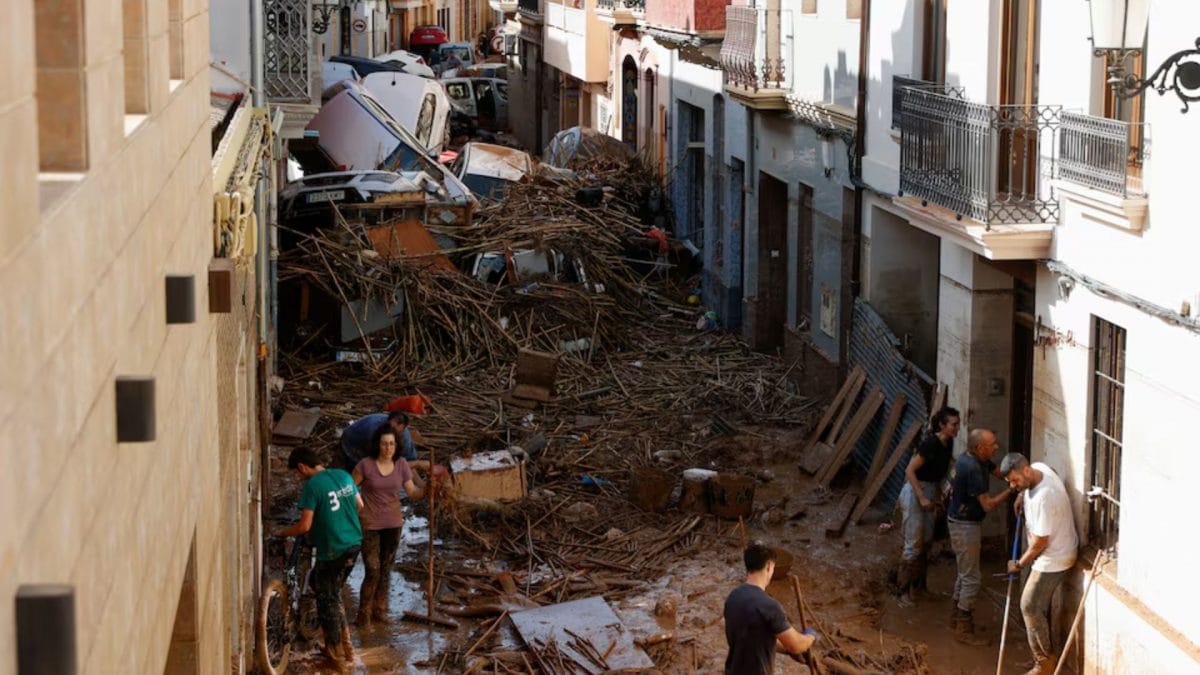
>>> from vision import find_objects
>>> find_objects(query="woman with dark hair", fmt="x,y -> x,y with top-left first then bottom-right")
351,426 -> 425,627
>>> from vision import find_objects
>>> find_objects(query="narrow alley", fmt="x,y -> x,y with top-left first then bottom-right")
2,1 -> 1198,674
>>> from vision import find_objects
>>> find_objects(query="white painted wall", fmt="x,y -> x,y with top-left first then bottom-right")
210,0 -> 252,94
1031,274 -> 1200,667
789,2 -> 861,108
1029,3 -> 1200,671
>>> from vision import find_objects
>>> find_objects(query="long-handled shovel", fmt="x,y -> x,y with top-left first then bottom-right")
996,515 -> 1022,675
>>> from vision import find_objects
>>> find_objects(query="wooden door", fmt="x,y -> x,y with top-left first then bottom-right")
754,173 -> 788,351
998,0 -> 1040,202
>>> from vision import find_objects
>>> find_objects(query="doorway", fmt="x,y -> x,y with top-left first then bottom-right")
998,0 -> 1040,202
795,183 -> 814,330
622,57 -> 638,148
753,173 -> 788,351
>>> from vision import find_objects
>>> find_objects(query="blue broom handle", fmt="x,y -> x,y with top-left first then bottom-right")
1008,514 -> 1023,578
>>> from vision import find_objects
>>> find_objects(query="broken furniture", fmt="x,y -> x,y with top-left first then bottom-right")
451,450 -> 528,502
504,348 -> 560,409
510,596 -> 655,672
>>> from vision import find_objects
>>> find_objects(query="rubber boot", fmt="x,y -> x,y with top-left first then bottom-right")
952,608 -> 989,646
895,560 -> 915,607
354,607 -> 372,629
912,553 -> 929,598
372,576 -> 392,623
340,621 -> 356,665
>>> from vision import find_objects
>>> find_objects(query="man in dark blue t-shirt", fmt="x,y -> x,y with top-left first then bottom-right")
723,543 -> 816,674
340,410 -> 418,467
946,428 -> 1013,644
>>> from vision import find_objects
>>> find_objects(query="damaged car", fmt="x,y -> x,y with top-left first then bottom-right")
450,142 -> 531,201
300,81 -> 476,225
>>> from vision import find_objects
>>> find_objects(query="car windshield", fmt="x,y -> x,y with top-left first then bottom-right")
356,92 -> 438,174
462,173 -> 513,201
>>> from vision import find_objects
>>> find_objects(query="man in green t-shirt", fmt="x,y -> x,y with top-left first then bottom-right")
276,446 -> 364,666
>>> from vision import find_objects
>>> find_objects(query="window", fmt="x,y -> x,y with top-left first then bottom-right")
921,0 -> 947,82
34,0 -> 89,171
169,0 -> 184,79
1089,317 -> 1126,553
846,0 -> 861,20
123,0 -> 149,114
801,0 -> 816,14
414,94 -> 437,146
1103,51 -> 1146,188
446,82 -> 470,101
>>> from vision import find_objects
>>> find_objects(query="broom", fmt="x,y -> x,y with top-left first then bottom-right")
996,515 -> 1022,675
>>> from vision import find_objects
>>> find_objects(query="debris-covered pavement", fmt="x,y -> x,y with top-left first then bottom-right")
266,123 -> 1027,672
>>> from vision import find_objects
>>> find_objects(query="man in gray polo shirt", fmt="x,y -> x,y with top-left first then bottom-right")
1001,454 -> 1079,675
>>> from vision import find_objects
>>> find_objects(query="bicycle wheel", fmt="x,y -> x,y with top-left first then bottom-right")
255,579 -> 291,675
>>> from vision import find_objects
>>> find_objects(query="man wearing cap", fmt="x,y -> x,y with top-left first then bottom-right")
1001,454 -> 1078,675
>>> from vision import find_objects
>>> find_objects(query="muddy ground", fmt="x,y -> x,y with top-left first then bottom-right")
264,431 -> 1035,674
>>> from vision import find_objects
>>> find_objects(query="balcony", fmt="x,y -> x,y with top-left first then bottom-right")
891,76 -> 964,129
518,0 -> 542,18
263,0 -> 320,138
543,0 -> 610,83
895,87 -> 1062,258
721,7 -> 792,110
1055,112 -> 1148,230
595,0 -> 643,25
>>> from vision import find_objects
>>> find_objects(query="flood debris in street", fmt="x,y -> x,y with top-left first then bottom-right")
264,152 -> 948,673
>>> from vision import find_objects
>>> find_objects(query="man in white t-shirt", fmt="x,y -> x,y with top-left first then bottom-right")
1000,454 -> 1079,675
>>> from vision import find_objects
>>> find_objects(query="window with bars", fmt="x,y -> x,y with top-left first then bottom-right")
1089,317 -> 1126,554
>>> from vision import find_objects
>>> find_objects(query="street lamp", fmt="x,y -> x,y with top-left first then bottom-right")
1088,0 -> 1200,112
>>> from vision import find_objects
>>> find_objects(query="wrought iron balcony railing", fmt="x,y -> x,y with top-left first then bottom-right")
898,88 -> 1062,227
518,0 -> 541,15
263,0 -> 313,102
597,0 -> 614,9
891,76 -> 965,129
721,7 -> 792,93
1058,112 -> 1146,198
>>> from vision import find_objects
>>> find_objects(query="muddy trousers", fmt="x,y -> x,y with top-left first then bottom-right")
899,481 -> 937,562
360,527 -> 401,616
1021,568 -> 1067,663
314,545 -> 361,647
948,519 -> 982,611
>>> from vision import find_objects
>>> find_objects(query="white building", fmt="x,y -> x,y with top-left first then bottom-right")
861,0 -> 1200,671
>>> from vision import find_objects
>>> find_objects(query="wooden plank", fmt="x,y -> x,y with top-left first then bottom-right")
929,383 -> 948,420
826,369 -> 866,446
823,490 -> 860,539
864,394 -> 908,486
799,366 -> 864,455
849,420 -> 924,526
272,408 -> 321,442
817,388 -> 883,486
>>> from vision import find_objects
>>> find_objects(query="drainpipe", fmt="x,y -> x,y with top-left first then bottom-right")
842,0 -> 870,383
249,0 -> 270,606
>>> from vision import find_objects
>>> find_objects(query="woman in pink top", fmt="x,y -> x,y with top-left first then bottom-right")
352,426 -> 425,627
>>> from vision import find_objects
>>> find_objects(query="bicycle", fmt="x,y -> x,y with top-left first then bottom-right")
255,537 -> 322,675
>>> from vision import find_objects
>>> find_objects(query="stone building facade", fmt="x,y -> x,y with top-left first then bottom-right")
1,0 -> 263,672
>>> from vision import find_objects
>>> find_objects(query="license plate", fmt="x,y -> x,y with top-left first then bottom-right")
306,190 -> 345,203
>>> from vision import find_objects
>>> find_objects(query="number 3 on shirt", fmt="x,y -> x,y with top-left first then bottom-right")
327,491 -> 341,511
